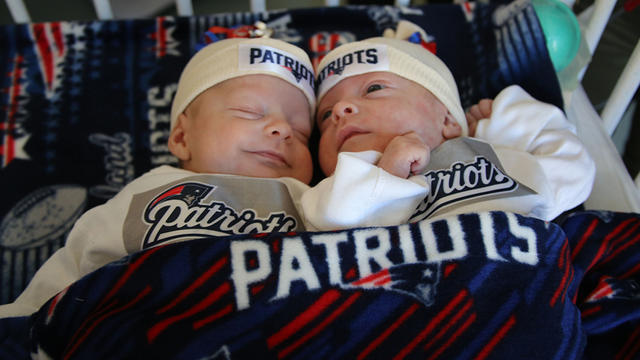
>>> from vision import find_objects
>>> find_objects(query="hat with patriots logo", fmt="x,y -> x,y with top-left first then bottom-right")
171,37 -> 316,129
315,21 -> 467,136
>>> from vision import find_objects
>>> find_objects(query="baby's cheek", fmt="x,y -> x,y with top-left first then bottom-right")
317,137 -> 338,176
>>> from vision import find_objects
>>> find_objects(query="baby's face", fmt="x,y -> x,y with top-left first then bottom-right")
316,72 -> 452,175
176,74 -> 313,183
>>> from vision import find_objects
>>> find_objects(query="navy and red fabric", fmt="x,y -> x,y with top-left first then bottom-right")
20,211 -> 640,359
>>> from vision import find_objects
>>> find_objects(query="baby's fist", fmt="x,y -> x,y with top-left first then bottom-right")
378,133 -> 430,178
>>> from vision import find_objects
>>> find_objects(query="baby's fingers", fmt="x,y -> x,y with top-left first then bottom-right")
466,99 -> 494,137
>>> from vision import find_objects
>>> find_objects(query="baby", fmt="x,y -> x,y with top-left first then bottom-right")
0,37 -> 316,318
301,25 -> 595,230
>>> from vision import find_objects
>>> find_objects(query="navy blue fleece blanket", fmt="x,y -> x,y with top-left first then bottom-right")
0,210 -> 637,359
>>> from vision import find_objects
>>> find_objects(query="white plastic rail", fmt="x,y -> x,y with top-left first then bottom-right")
601,39 -> 640,135
92,0 -> 114,20
582,0 -> 616,54
4,0 -> 30,23
176,0 -> 194,16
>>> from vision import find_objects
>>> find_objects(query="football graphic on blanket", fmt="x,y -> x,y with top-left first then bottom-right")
0,185 -> 87,249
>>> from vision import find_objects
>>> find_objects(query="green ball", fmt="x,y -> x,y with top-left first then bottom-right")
532,0 -> 581,72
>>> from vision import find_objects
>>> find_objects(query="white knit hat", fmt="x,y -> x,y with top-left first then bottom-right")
315,34 -> 467,136
170,37 -> 316,129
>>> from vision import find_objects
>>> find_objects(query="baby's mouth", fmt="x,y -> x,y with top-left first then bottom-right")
250,150 -> 288,167
337,126 -> 368,151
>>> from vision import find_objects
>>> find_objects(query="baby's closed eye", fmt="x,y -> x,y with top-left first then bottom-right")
229,108 -> 264,120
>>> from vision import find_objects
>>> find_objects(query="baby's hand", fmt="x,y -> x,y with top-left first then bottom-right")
378,133 -> 430,178
465,99 -> 493,137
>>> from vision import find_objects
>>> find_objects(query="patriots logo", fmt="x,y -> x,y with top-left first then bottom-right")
149,182 -> 213,209
329,65 -> 345,76
283,65 -> 304,83
347,262 -> 441,306
586,276 -> 640,302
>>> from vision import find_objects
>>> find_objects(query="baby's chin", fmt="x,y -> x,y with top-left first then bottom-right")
339,136 -> 387,154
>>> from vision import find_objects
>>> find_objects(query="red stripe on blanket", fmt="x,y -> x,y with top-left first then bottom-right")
571,219 -> 599,261
2,54 -> 23,166
64,285 -> 152,360
65,245 -> 164,350
277,292 -> 362,359
147,281 -> 231,342
601,230 -> 640,266
46,288 -> 68,324
32,24 -> 53,90
558,241 -> 568,268
580,305 -> 601,318
192,303 -> 234,330
444,263 -> 458,278
98,245 -> 164,308
585,219 -> 636,273
156,17 -> 166,58
474,314 -> 517,360
609,220 -> 640,249
551,242 -> 572,307
352,269 -> 391,286
268,289 -> 341,349
621,261 -> 640,279
357,303 -> 421,360
156,256 -> 228,314
393,289 -> 469,360
429,313 -> 476,360
423,299 -> 474,352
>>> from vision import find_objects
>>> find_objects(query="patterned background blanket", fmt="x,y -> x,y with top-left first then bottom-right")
1,1 -> 637,358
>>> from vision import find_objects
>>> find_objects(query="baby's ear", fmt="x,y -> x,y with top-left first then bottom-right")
442,112 -> 462,139
168,113 -> 191,161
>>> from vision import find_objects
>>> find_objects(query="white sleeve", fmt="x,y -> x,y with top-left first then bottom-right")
475,85 -> 596,220
300,151 -> 427,230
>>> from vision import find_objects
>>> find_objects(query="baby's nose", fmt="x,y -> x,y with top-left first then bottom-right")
332,100 -> 358,124
265,116 -> 292,139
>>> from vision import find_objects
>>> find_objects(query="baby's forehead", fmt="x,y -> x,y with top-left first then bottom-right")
216,73 -> 302,90
193,74 -> 309,103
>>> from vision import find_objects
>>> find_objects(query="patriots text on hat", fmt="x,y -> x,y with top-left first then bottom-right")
316,47 -> 380,86
247,46 -> 315,89
170,38 -> 317,130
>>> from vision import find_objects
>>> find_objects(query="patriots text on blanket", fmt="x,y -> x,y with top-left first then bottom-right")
231,212 -> 538,310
